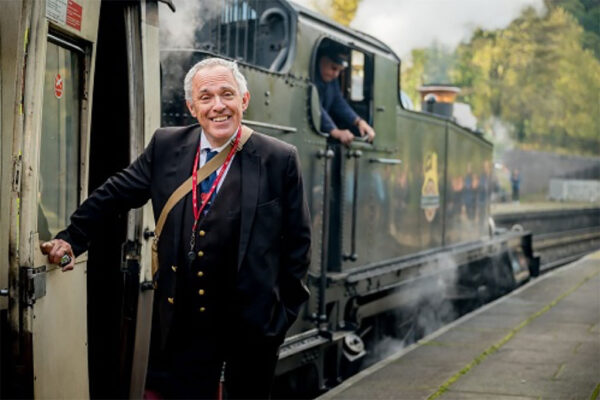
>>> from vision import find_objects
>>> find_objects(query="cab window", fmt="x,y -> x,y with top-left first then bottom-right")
312,39 -> 373,134
38,40 -> 82,241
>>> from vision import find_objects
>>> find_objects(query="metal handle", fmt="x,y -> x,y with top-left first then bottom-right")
158,0 -> 176,12
242,119 -> 297,134
143,228 -> 155,240
317,145 -> 334,330
0,289 -> 8,297
368,158 -> 402,165
317,149 -> 335,159
343,150 -> 362,262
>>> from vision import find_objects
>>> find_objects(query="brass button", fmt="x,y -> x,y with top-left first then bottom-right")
197,250 -> 204,257
171,265 -> 177,272
199,307 -> 206,312
167,297 -> 174,304
197,271 -> 204,277
198,289 -> 205,296
199,230 -> 206,237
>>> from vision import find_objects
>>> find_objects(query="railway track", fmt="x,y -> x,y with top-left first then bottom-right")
493,205 -> 600,272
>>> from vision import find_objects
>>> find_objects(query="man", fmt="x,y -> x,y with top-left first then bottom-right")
315,47 -> 376,145
41,58 -> 311,399
511,168 -> 521,203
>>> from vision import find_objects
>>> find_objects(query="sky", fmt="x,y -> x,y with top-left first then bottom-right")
292,0 -> 546,60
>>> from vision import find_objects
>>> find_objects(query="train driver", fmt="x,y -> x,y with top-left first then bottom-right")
315,45 -> 376,145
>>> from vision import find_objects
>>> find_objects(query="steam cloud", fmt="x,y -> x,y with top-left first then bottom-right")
363,253 -> 460,365
159,0 -> 228,49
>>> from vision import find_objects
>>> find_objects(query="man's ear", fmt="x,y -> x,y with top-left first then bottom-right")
186,101 -> 196,117
241,91 -> 250,111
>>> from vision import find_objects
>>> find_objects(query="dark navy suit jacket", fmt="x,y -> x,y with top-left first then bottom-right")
315,74 -> 358,133
57,125 -> 311,347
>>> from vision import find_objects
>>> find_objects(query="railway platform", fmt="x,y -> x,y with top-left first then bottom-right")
318,250 -> 600,400
491,200 -> 599,215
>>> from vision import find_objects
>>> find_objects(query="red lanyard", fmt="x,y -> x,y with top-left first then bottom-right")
191,126 -> 241,227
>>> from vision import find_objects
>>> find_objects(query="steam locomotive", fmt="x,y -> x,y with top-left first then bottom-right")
158,1 -> 536,393
0,0 -> 535,398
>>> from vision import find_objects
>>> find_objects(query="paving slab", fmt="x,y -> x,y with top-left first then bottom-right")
318,251 -> 600,400
441,390 -> 539,400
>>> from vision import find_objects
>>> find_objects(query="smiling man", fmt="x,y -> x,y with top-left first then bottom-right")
41,58 -> 311,399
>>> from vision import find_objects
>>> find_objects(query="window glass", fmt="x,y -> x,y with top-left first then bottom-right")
350,50 -> 364,101
38,41 -> 81,241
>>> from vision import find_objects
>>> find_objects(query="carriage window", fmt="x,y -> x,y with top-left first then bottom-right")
350,50 -> 364,101
38,41 -> 81,241
159,0 -> 292,71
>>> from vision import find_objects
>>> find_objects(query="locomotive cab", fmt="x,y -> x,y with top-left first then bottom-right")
309,38 -> 375,141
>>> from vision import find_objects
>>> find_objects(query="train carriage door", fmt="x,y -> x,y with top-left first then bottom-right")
346,54 -> 399,263
339,52 -> 402,270
83,1 -> 160,398
122,1 -> 161,398
6,1 -> 101,398
338,48 -> 376,270
2,1 -> 160,398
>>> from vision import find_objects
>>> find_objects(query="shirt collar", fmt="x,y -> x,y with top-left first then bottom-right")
200,128 -> 236,153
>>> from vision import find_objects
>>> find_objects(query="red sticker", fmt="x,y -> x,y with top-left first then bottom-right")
54,73 -> 64,99
66,0 -> 82,31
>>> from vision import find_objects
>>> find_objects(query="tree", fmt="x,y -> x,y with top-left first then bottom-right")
545,0 -> 600,59
401,43 -> 457,109
312,0 -> 364,26
451,6 -> 600,155
401,49 -> 427,109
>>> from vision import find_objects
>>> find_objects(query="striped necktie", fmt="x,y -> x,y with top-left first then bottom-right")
199,150 -> 218,210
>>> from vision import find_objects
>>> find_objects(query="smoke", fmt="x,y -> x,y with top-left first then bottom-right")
487,117 -> 516,160
363,336 -> 407,365
362,253 -> 460,365
159,0 -> 226,49
293,0 -> 545,59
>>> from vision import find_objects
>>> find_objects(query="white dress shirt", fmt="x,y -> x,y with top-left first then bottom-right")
199,129 -> 237,193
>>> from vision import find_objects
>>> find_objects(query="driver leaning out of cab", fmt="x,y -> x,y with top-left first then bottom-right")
315,44 -> 376,145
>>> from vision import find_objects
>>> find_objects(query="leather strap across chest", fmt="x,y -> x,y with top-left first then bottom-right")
151,125 -> 253,278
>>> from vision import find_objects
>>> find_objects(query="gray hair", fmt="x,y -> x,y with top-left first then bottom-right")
184,57 -> 248,103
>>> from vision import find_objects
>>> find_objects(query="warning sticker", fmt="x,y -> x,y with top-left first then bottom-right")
66,0 -> 82,31
46,0 -> 82,31
46,0 -> 67,25
54,73 -> 64,99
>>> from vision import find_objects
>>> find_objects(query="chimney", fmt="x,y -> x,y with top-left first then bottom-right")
418,84 -> 460,118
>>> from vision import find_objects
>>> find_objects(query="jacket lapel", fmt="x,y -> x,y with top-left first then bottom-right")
165,125 -> 201,266
238,137 -> 260,270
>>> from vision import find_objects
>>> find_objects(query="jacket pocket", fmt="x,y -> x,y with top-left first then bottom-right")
257,197 -> 281,210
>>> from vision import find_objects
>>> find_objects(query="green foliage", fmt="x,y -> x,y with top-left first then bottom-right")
401,43 -> 457,109
401,49 -> 426,109
450,6 -> 600,155
423,41 -> 457,84
545,0 -> 600,58
312,0 -> 363,26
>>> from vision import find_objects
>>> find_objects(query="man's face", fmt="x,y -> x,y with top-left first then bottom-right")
186,65 -> 250,147
319,56 -> 345,83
